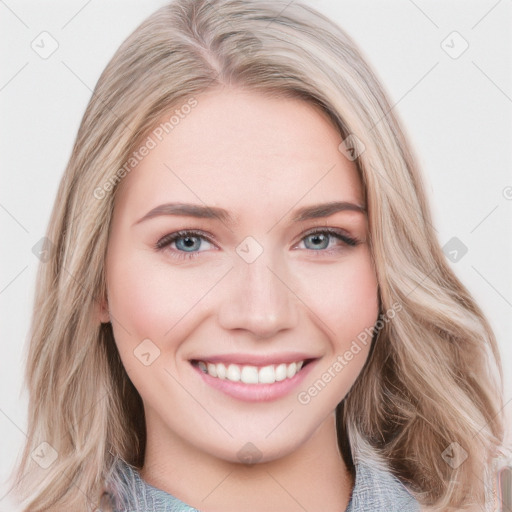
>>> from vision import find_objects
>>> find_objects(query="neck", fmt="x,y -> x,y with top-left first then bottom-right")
140,411 -> 354,512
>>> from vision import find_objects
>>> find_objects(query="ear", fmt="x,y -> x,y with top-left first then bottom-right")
96,293 -> 111,324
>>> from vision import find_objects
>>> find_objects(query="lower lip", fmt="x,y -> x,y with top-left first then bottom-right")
192,361 -> 317,402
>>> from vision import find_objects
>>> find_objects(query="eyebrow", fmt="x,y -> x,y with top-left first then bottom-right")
133,200 -> 366,226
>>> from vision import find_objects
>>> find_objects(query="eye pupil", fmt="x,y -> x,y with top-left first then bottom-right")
306,233 -> 329,250
177,236 -> 200,251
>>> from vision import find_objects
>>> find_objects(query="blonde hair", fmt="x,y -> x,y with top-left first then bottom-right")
9,0 -> 506,510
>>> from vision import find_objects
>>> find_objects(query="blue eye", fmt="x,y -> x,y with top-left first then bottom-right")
155,228 -> 359,261
299,228 -> 358,251
155,230 -> 214,260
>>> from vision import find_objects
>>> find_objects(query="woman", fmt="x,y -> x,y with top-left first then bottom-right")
9,0 -> 507,510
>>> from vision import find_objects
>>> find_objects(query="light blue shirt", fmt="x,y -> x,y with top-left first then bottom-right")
111,457 -> 421,511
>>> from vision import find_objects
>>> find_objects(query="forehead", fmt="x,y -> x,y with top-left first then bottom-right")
115,88 -> 363,223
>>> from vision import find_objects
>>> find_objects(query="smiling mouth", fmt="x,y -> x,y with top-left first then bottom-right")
190,359 -> 315,385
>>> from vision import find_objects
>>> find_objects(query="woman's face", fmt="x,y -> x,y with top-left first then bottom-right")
101,87 -> 379,463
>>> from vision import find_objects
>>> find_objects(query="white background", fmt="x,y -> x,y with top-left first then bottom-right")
1,0 -> 511,509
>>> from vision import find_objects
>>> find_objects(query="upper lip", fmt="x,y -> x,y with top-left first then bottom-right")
190,352 -> 319,366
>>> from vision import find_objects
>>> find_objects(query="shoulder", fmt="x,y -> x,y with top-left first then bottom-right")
109,457 -> 421,512
346,458 -> 421,512
107,459 -> 199,512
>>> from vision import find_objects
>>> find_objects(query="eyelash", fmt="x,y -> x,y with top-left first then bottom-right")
155,228 -> 360,262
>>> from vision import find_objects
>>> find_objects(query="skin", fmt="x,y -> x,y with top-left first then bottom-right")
99,87 -> 379,512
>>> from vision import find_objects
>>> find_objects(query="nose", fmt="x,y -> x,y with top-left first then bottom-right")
217,252 -> 300,339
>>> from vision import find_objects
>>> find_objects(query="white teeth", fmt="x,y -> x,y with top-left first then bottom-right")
287,362 -> 297,379
258,365 -> 275,384
197,360 -> 306,384
275,363 -> 287,381
226,364 -> 241,382
240,366 -> 259,384
216,363 -> 227,379
207,363 -> 217,378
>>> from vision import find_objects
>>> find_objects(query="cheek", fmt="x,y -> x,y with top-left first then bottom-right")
297,248 -> 379,345
105,248 -> 202,394
335,251 -> 379,335
296,250 -> 378,405
107,258 -> 165,339
106,247 -> 206,342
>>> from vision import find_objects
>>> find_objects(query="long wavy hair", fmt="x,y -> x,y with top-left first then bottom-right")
9,0 -> 507,510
